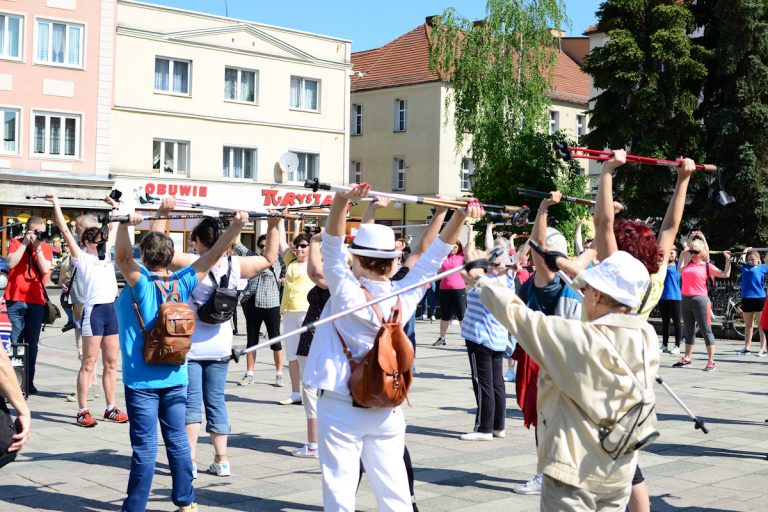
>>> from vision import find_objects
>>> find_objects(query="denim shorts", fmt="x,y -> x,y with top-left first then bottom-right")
185,360 -> 231,434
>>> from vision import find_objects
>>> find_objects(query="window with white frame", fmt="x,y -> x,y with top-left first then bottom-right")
350,160 -> 362,184
394,99 -> 407,132
224,67 -> 257,103
288,151 -> 319,182
460,158 -> 475,191
1,108 -> 19,155
35,19 -> 83,67
154,57 -> 191,95
153,139 -> 189,176
222,146 -> 257,180
351,104 -> 363,136
32,111 -> 80,158
0,14 -> 23,60
549,110 -> 560,135
290,76 -> 319,111
576,114 -> 586,143
392,157 -> 406,190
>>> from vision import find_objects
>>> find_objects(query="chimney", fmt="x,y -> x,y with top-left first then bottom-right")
425,15 -> 439,27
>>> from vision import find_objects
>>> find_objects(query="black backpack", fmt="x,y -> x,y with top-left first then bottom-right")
197,256 -> 238,325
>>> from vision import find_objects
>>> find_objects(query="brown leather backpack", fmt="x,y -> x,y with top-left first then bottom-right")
131,278 -> 196,365
336,290 -> 414,408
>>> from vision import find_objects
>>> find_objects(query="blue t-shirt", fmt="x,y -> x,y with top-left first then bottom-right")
740,263 -> 768,299
660,263 -> 681,301
462,273 -> 516,352
116,265 -> 198,390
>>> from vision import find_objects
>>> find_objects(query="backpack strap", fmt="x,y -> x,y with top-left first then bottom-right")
151,275 -> 180,303
128,286 -> 147,331
637,283 -> 653,314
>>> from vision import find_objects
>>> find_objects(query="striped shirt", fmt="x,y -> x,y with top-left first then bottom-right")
462,273 -> 516,352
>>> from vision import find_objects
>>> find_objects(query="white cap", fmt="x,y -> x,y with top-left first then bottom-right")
347,224 -> 402,259
572,251 -> 650,308
545,227 -> 568,254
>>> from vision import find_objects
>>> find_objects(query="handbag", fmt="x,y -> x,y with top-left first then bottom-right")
29,249 -> 61,329
335,289 -> 414,408
0,400 -> 20,469
196,256 -> 238,325
60,267 -> 77,309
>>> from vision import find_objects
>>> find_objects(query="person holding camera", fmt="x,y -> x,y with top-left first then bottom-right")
150,198 -> 280,478
4,215 -> 53,394
47,194 -> 126,428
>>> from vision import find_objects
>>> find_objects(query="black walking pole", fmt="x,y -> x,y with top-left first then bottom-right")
219,247 -> 504,363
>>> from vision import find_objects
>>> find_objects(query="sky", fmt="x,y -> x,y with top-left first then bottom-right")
148,0 -> 603,51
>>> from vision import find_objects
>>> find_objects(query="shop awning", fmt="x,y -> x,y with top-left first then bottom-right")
0,170 -> 115,210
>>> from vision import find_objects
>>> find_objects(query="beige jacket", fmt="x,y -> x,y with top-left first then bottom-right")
476,277 -> 660,493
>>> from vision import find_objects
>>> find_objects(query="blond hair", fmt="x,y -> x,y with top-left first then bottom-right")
689,239 -> 708,257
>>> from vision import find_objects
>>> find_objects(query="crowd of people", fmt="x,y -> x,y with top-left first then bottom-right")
1,148 -> 766,511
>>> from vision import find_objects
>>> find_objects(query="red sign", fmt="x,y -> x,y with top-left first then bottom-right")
262,189 -> 334,207
145,182 -> 207,197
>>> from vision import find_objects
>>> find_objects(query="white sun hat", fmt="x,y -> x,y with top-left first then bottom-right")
348,224 -> 402,259
572,251 -> 650,308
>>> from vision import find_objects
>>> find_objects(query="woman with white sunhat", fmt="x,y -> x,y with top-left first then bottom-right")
303,182 -> 483,511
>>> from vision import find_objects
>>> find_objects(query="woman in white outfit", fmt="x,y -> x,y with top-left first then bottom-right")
303,183 -> 483,511
150,199 -> 279,477
46,194 -> 126,428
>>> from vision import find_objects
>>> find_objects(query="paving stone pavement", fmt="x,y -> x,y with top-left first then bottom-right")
2,296 -> 768,511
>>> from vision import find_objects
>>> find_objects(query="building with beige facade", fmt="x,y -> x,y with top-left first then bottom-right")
111,0 -> 352,249
348,17 -> 592,234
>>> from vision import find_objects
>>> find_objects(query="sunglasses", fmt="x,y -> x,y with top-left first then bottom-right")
294,243 -> 309,249
689,250 -> 700,255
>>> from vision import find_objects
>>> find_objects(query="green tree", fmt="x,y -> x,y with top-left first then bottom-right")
693,0 -> 768,246
428,0 -> 588,241
581,0 -> 709,221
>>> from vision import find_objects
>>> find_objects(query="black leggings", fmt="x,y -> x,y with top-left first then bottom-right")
243,300 -> 282,350
659,299 -> 682,348
439,289 -> 467,322
359,446 -> 416,507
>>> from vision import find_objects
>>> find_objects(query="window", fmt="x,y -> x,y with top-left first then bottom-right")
350,160 -> 362,184
351,104 -> 363,136
392,157 -> 406,190
224,67 -> 257,103
154,57 -> 191,95
35,19 -> 83,67
288,151 -> 319,182
460,158 -> 475,191
32,111 -> 80,158
1,108 -> 19,154
290,76 -> 319,111
394,99 -> 407,132
222,146 -> 257,180
153,139 -> 189,176
576,114 -> 586,143
0,14 -> 22,60
549,110 -> 559,135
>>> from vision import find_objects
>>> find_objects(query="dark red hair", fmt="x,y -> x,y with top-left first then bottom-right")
613,219 -> 661,275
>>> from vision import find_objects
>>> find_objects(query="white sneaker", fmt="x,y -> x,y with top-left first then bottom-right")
450,319 -> 459,326
429,316 -> 436,321
238,373 -> 254,386
504,368 -> 516,382
759,350 -> 768,358
209,460 -> 231,477
459,431 -> 493,441
492,429 -> 505,438
292,444 -> 319,458
670,346 -> 681,355
513,473 -> 542,495
420,314 -> 427,320
279,393 -> 302,405
274,373 -> 285,387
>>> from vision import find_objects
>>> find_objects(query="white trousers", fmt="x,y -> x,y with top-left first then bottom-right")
282,311 -> 306,361
317,391 -> 411,512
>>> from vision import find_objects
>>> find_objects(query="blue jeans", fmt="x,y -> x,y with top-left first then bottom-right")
419,284 -> 437,317
123,385 -> 194,512
6,301 -> 45,387
186,360 -> 231,434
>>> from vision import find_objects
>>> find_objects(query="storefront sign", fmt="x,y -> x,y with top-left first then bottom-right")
144,183 -> 207,198
261,189 -> 333,207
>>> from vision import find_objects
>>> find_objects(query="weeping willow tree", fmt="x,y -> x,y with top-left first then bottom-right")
428,0 -> 587,240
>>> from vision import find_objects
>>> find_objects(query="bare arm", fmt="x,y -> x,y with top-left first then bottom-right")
0,348 -> 30,453
530,192 -> 561,287
327,184 -> 371,237
594,150 -> 627,261
277,217 -> 292,258
192,212 -> 247,283
438,200 -> 483,245
556,248 -> 597,279
656,158 -> 695,268
148,197 -> 193,270
239,218 -> 280,278
307,231 -> 328,289
45,195 -> 80,259
362,197 -> 391,224
574,220 -> 584,255
485,222 -> 495,251
115,215 -> 144,288
6,239 -> 29,269
710,251 -> 732,278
